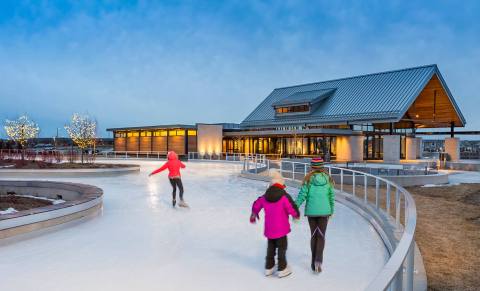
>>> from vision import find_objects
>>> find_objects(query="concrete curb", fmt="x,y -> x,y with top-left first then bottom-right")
0,180 -> 103,239
0,165 -> 140,176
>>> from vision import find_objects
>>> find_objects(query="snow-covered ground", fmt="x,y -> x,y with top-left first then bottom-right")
0,207 -> 17,214
0,161 -> 388,291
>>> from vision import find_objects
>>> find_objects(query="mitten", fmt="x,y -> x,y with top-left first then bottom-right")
249,213 -> 257,224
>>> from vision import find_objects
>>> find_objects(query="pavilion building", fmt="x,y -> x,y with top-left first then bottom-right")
108,64 -> 466,162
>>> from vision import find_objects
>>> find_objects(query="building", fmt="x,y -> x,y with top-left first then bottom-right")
108,64 -> 466,162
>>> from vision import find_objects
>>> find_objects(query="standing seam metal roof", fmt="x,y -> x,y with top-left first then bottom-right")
241,64 -> 466,127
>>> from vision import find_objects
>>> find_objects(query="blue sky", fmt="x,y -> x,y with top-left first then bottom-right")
0,0 -> 479,138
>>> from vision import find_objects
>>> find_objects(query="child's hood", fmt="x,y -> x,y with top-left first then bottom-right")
310,173 -> 329,186
264,184 -> 287,203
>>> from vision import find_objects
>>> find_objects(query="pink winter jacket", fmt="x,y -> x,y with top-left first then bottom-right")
252,184 -> 300,239
150,151 -> 186,178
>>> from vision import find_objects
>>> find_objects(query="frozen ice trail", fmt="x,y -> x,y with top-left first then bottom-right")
0,161 -> 388,291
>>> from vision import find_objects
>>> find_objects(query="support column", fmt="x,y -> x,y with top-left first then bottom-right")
197,124 -> 223,155
336,135 -> 364,162
405,137 -> 417,160
415,137 -> 423,159
445,137 -> 460,162
383,135 -> 401,163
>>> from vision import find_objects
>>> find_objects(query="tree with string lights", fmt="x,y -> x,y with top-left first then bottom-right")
4,115 -> 40,160
65,113 -> 97,164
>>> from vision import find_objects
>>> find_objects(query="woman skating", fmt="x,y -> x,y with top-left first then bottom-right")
295,157 -> 335,273
149,151 -> 188,207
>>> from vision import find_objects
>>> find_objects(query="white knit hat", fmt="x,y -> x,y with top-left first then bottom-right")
269,169 -> 285,186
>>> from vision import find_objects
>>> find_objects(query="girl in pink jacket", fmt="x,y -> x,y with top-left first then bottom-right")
250,170 -> 300,278
149,151 -> 187,207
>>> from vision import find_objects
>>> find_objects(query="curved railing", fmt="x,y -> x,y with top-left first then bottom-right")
241,157 -> 417,291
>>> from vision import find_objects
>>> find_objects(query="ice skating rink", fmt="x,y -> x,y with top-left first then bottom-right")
0,161 -> 388,291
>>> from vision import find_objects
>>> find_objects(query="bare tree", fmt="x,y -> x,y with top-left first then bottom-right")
65,113 -> 97,163
4,115 -> 39,160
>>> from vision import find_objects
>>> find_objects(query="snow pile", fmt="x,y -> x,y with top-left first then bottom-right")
0,207 -> 18,215
17,195 -> 66,205
422,183 -> 459,188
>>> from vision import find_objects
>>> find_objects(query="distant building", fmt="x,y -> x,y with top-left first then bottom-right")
108,64 -> 467,162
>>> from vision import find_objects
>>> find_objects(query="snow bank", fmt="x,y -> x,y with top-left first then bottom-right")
0,207 -> 18,215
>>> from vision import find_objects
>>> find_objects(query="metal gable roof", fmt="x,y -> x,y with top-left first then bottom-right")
241,64 -> 447,127
271,88 -> 335,107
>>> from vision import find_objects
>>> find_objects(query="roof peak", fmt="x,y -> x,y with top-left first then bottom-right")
274,64 -> 437,90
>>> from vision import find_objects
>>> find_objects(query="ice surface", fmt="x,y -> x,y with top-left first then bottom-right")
0,160 -> 388,291
442,170 -> 480,184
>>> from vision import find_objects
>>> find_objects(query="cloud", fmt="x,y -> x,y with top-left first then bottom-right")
0,1 -> 478,138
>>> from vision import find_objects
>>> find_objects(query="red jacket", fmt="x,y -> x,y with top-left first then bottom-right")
150,151 -> 186,178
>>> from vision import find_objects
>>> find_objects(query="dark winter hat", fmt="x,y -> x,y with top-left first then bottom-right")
311,157 -> 324,169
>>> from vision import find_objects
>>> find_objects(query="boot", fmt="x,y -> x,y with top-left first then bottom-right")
277,265 -> 292,278
314,261 -> 322,273
178,199 -> 189,208
265,267 -> 275,276
172,199 -> 176,207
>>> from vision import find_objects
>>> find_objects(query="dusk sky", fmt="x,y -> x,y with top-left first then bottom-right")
0,0 -> 479,138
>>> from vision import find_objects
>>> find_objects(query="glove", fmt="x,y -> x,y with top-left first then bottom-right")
250,213 -> 257,224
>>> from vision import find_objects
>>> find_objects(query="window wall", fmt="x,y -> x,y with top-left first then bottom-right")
222,136 -> 336,159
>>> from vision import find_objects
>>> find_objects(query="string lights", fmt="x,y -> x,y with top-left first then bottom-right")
4,115 -> 40,160
65,113 -> 97,163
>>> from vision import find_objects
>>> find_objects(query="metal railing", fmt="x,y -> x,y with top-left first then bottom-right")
187,152 -> 266,163
243,156 -> 417,291
100,151 -> 168,159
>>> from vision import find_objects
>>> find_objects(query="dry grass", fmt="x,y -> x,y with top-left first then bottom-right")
339,182 -> 480,290
406,184 -> 480,291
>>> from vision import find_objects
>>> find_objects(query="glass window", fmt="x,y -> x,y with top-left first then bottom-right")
176,130 -> 185,136
188,130 -> 197,136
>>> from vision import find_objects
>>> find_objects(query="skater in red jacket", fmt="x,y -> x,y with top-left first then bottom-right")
149,151 -> 188,207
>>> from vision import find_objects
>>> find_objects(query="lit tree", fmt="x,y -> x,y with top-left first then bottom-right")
4,115 -> 39,160
65,113 -> 97,163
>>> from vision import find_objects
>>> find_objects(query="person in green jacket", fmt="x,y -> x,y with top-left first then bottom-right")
295,157 -> 335,273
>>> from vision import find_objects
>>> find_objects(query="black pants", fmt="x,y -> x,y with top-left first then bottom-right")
266,236 -> 288,271
308,216 -> 329,266
169,178 -> 184,201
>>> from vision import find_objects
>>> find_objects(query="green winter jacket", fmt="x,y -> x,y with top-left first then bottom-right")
295,172 -> 335,216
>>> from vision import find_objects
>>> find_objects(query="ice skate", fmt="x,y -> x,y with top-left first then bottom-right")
172,199 -> 176,207
314,261 -> 322,273
265,267 -> 275,276
178,199 -> 189,208
276,266 -> 292,278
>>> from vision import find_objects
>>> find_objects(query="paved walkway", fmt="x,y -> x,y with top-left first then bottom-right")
0,161 -> 388,291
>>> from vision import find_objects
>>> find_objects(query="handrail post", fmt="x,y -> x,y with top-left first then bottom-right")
352,171 -> 356,197
340,169 -> 344,193
405,241 -> 415,291
395,188 -> 401,225
364,174 -> 368,203
292,162 -> 296,180
386,183 -> 391,215
375,179 -> 380,208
